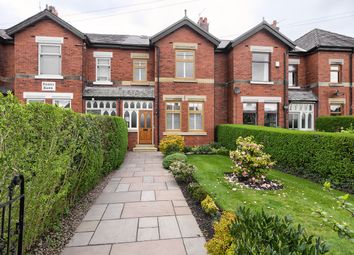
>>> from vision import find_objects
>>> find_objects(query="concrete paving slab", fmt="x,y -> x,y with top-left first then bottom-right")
139,217 -> 158,228
115,183 -> 130,192
137,227 -> 159,241
83,204 -> 107,221
121,201 -> 174,218
129,182 -> 166,191
143,176 -> 154,183
134,171 -> 170,177
110,239 -> 187,255
76,221 -> 99,233
141,191 -> 155,201
183,237 -> 207,255
177,215 -> 203,238
120,177 -> 143,183
175,206 -> 192,215
102,204 -> 123,220
90,219 -> 138,245
158,216 -> 181,239
155,190 -> 184,201
67,232 -> 94,247
61,245 -> 111,255
95,191 -> 141,204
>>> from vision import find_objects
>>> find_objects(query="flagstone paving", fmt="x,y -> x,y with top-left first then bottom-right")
62,152 -> 207,255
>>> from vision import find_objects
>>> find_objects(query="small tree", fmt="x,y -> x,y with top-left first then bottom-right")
229,136 -> 275,180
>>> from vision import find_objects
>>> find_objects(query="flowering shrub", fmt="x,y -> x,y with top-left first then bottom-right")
229,136 -> 275,179
169,160 -> 196,183
205,211 -> 236,255
201,195 -> 219,216
187,182 -> 208,201
162,153 -> 187,169
159,135 -> 185,155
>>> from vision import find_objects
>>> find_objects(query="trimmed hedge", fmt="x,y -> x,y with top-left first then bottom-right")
316,116 -> 354,132
0,94 -> 127,250
217,124 -> 354,192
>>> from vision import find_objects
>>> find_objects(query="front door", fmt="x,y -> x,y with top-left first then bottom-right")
139,110 -> 153,144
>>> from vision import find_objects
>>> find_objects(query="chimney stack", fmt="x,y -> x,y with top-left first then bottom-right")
46,4 -> 58,16
271,20 -> 279,31
197,17 -> 209,32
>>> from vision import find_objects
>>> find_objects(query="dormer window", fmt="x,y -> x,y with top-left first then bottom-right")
175,50 -> 195,79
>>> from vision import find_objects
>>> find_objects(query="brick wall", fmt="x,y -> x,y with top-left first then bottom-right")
229,30 -> 288,127
0,43 -> 15,91
13,19 -> 84,112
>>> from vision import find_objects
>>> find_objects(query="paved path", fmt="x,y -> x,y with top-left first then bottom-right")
62,152 -> 207,255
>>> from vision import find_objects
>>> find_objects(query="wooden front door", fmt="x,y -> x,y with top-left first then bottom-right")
139,110 -> 153,144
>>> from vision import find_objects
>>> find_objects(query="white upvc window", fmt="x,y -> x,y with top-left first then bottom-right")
188,102 -> 204,131
330,65 -> 341,83
38,44 -> 62,76
123,101 -> 153,131
96,57 -> 111,82
53,99 -> 71,109
166,102 -> 181,130
86,100 -> 117,116
288,103 -> 314,130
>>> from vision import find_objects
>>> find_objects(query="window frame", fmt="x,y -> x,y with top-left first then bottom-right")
264,103 -> 278,127
330,64 -> 341,84
27,98 -> 46,104
123,100 -> 153,131
252,52 -> 271,82
86,100 -> 117,116
95,57 -> 111,83
133,59 -> 148,82
188,102 -> 204,131
53,99 -> 71,109
243,102 -> 258,125
38,43 -> 62,76
166,101 -> 182,131
330,104 -> 343,116
175,50 -> 195,80
288,64 -> 298,87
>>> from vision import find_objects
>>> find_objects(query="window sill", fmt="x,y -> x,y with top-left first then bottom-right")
128,128 -> 138,133
93,81 -> 113,85
173,79 -> 197,83
250,81 -> 274,85
163,131 -> 207,136
131,82 -> 150,86
288,86 -> 301,89
329,83 -> 344,87
35,75 -> 63,80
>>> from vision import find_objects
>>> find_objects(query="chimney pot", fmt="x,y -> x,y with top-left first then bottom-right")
271,20 -> 279,31
197,16 -> 209,32
46,5 -> 58,16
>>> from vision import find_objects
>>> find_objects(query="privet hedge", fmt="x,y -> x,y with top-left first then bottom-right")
0,94 -> 128,250
316,116 -> 354,132
217,124 -> 354,193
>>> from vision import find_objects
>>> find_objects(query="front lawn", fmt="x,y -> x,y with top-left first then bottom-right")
188,155 -> 354,255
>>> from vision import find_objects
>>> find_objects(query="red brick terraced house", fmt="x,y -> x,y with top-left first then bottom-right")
0,7 -> 353,150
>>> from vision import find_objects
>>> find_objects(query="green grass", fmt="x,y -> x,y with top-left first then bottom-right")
188,155 -> 354,255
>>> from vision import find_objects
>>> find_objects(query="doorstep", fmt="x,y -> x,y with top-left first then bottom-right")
133,144 -> 158,152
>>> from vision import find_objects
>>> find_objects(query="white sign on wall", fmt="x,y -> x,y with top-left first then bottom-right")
42,82 -> 56,91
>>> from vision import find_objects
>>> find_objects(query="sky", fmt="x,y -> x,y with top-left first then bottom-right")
0,0 -> 353,41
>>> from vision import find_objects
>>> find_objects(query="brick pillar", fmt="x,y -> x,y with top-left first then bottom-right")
258,102 -> 265,126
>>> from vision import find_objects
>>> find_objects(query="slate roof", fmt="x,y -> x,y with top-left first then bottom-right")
231,21 -> 296,49
217,40 -> 230,49
295,29 -> 354,51
150,16 -> 220,46
6,9 -> 84,39
288,90 -> 318,102
83,86 -> 154,99
0,29 -> 12,40
85,33 -> 149,47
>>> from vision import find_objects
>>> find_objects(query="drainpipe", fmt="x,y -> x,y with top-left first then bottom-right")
155,46 -> 161,146
283,51 -> 288,128
350,49 -> 353,115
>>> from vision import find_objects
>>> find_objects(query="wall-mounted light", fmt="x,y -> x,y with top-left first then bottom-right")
233,87 -> 241,94
275,61 -> 280,68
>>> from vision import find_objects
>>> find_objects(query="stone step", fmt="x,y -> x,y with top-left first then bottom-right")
133,145 -> 158,152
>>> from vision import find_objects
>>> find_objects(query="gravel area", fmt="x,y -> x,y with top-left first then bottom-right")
178,182 -> 214,240
27,172 -> 115,255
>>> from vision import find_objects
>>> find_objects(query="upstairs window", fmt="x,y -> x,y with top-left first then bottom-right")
243,103 -> 257,125
96,58 -> 111,82
166,102 -> 181,130
133,60 -> 147,82
176,51 -> 194,79
39,44 -> 61,76
288,65 -> 298,87
189,102 -> 204,131
252,53 -> 270,82
330,65 -> 341,83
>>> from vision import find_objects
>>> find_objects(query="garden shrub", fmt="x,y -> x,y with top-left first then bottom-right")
169,161 -> 196,183
229,207 -> 329,254
159,135 -> 185,155
316,116 -> 354,132
187,182 -> 208,201
0,94 -> 128,251
229,136 -> 275,179
162,153 -> 187,169
184,143 -> 229,155
201,195 -> 219,216
217,124 -> 354,192
205,211 -> 236,255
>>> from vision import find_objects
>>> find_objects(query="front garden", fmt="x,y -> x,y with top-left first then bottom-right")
160,126 -> 354,254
